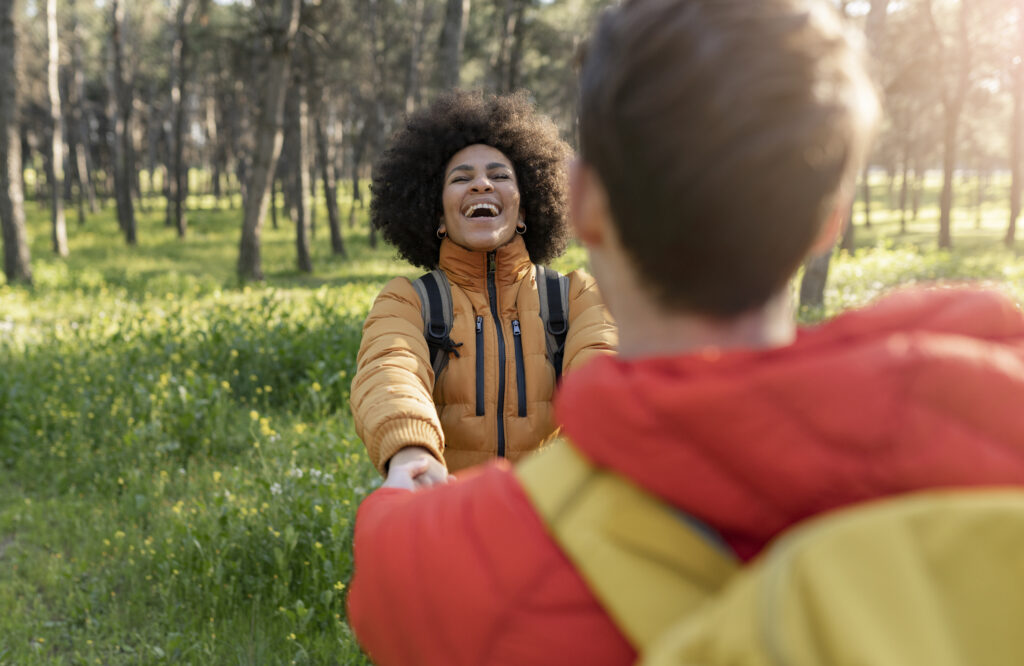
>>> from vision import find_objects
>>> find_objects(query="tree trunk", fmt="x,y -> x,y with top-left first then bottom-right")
492,0 -> 527,93
46,0 -> 68,257
237,0 -> 301,282
1008,5 -> 1024,247
507,0 -> 528,91
799,249 -> 832,310
69,0 -> 96,219
975,168 -> 985,229
316,109 -> 345,256
938,110 -> 959,249
911,163 -> 921,221
270,177 -> 279,230
925,0 -> 970,250
898,154 -> 909,234
294,82 -> 312,273
110,0 -> 136,245
437,0 -> 470,90
130,109 -> 144,211
861,165 -> 871,229
840,199 -> 855,253
205,90 -> 222,201
405,0 -> 429,114
0,0 -> 32,284
168,0 -> 196,238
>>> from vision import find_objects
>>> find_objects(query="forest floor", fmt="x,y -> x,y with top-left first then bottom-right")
1,175 -> 1022,663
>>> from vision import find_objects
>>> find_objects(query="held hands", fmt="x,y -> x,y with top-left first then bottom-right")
383,446 -> 454,491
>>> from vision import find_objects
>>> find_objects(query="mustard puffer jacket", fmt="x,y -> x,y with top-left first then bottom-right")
351,235 -> 617,474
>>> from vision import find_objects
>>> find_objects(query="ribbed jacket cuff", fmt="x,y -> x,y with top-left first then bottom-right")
375,420 -> 445,475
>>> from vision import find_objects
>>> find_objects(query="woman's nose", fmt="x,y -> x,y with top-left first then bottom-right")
470,176 -> 494,192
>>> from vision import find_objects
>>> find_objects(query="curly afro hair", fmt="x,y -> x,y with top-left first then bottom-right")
370,90 -> 573,270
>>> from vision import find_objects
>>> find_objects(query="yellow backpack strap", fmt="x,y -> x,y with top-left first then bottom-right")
515,441 -> 739,655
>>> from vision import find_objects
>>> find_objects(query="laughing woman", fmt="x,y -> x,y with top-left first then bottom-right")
351,90 -> 617,486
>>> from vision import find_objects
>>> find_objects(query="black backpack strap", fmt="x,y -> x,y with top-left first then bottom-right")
411,270 -> 461,378
536,265 -> 571,382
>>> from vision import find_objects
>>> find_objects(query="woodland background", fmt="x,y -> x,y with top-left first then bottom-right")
2,0 -> 1024,662
0,0 -> 1022,289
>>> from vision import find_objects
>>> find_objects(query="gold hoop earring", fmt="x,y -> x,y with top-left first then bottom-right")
437,228 -> 447,239
516,222 -> 527,235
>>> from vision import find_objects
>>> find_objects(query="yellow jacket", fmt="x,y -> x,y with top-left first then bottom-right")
351,235 -> 617,474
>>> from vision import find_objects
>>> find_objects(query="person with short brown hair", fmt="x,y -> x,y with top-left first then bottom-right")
347,1 -> 1024,663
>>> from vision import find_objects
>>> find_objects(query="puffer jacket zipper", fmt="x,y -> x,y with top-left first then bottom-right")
475,316 -> 484,416
486,252 -> 507,457
512,319 -> 526,417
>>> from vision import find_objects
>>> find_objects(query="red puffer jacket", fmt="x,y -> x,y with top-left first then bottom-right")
347,286 -> 1024,665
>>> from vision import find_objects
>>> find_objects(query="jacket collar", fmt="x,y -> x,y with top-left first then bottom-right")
438,235 -> 533,291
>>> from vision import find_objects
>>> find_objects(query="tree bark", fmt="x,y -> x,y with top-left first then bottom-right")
975,167 -> 985,229
316,107 -> 345,256
860,164 -> 871,229
205,88 -> 222,201
492,0 -> 527,93
110,0 -> 137,245
938,110 -> 960,248
840,199 -> 856,253
507,0 -> 528,91
925,0 -> 970,250
798,249 -> 831,310
437,0 -> 470,90
348,125 -> 365,229
898,153 -> 909,234
68,0 -> 96,221
168,0 -> 196,237
1008,1 -> 1024,247
46,0 -> 68,257
237,0 -> 301,282
0,0 -> 32,284
294,81 -> 312,273
404,0 -> 429,114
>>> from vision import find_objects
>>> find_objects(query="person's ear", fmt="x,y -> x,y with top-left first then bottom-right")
810,200 -> 848,255
569,158 -> 611,247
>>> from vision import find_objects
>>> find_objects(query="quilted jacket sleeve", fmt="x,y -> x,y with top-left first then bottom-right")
563,270 -> 618,373
350,277 -> 445,475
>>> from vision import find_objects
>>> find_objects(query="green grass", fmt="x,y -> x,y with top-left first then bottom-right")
1,186 -> 394,664
1,174 -> 1023,663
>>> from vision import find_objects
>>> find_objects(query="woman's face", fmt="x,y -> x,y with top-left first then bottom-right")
439,144 -> 522,254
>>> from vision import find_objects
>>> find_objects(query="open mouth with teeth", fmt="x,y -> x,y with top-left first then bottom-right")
462,202 -> 502,219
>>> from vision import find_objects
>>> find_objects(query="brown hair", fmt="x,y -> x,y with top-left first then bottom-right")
578,0 -> 879,317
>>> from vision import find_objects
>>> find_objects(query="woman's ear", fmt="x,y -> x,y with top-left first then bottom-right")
569,158 -> 611,248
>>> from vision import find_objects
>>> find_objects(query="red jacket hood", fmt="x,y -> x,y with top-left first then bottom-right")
556,287 -> 1024,560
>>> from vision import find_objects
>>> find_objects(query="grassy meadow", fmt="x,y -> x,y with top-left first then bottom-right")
1,171 -> 1023,664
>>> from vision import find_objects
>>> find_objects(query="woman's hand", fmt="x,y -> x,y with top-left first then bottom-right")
383,446 -> 453,491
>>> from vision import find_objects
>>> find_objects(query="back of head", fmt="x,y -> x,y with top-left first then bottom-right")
578,0 -> 879,318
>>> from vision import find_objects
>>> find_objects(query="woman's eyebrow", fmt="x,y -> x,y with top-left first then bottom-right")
487,162 -> 511,171
447,164 -> 474,177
